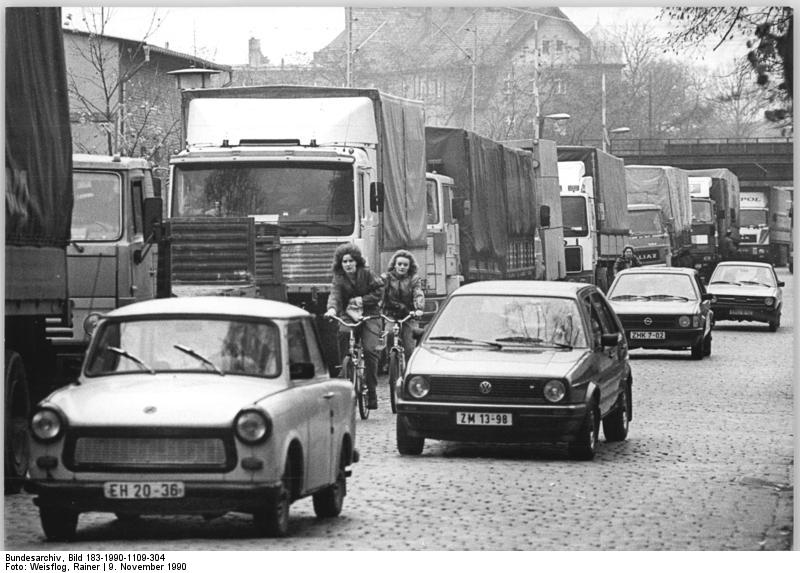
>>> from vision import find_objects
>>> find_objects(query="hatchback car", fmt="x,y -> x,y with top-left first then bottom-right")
395,281 -> 632,460
607,267 -> 714,360
706,261 -> 784,331
25,297 -> 358,541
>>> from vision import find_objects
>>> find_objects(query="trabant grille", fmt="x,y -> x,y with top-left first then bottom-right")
616,314 -> 679,329
427,377 -> 544,403
65,430 -> 235,472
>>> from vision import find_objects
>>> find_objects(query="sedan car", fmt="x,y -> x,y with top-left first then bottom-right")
395,281 -> 632,460
26,297 -> 358,541
607,267 -> 714,360
706,261 -> 784,331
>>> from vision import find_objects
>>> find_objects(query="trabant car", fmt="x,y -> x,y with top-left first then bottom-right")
395,281 -> 632,460
706,261 -> 784,331
25,297 -> 358,541
607,267 -> 714,360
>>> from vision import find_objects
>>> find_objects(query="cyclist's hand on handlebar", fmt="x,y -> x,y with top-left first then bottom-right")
324,308 -> 337,318
413,309 -> 424,319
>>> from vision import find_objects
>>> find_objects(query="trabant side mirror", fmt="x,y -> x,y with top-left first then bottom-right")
290,362 -> 315,380
539,205 -> 551,228
778,281 -> 785,287
600,333 -> 619,347
370,182 -> 385,212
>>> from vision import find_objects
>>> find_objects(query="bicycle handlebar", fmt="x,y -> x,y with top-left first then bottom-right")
326,314 -> 382,328
380,313 -> 417,325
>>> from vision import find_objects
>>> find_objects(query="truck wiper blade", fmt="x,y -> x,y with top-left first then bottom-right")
428,336 -> 502,349
174,344 -> 225,375
107,346 -> 155,374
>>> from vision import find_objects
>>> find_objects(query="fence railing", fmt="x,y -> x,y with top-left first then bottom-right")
578,137 -> 793,157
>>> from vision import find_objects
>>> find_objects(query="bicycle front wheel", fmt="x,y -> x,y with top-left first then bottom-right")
387,351 -> 403,414
355,362 -> 369,420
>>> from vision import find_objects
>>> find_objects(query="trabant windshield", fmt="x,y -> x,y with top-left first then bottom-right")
71,171 -> 122,241
427,295 -> 588,349
629,210 -> 663,234
172,161 -> 355,236
85,317 -> 281,377
609,274 -> 698,301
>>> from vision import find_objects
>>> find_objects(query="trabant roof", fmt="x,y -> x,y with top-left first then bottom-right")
714,261 -> 775,270
106,296 -> 310,320
450,280 -> 592,299
73,154 -> 151,170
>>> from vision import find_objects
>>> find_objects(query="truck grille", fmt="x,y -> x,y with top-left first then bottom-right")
280,242 -> 339,285
168,218 -> 255,285
425,376 -> 545,403
64,429 -> 235,473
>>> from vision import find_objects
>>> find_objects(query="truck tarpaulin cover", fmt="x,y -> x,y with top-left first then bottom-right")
625,165 -> 692,236
557,146 -> 629,234
686,168 -> 741,218
5,7 -> 73,248
425,127 -> 536,261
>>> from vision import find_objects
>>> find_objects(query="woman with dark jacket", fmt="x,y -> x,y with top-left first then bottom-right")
381,249 -> 425,362
324,243 -> 384,409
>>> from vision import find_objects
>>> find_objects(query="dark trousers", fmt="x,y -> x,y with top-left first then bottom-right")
337,318 -> 381,392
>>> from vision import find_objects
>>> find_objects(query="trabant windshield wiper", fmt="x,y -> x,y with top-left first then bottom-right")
647,294 -> 690,301
174,344 -> 225,375
428,336 -> 502,349
107,346 -> 155,374
610,294 -> 650,301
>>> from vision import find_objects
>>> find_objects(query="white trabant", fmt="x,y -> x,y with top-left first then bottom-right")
26,296 -> 358,541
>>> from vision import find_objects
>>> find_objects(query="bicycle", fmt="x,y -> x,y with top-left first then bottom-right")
327,314 -> 381,420
380,313 -> 417,414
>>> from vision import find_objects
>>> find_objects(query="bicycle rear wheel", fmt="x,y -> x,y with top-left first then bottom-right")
387,351 -> 404,414
355,361 -> 369,420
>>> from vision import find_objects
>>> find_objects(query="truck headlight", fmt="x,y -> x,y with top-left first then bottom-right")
678,315 -> 691,328
407,375 -> 430,398
234,409 -> 272,444
31,407 -> 65,442
764,297 -> 775,307
543,380 -> 566,403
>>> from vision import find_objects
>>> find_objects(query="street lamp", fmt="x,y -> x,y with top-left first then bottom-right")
606,126 -> 630,153
538,113 -> 570,139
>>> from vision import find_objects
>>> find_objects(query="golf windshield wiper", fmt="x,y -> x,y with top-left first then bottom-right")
174,344 -> 225,375
647,294 -> 690,301
428,336 -> 503,349
738,280 -> 772,287
107,346 -> 155,374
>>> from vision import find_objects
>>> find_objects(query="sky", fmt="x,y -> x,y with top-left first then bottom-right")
66,4 -> 743,70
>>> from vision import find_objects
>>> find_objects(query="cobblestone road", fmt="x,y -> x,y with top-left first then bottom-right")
3,270 -> 794,551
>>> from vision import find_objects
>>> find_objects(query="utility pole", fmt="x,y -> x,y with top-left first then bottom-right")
601,69 -> 607,152
532,19 -> 540,140
471,26 -> 477,131
345,7 -> 353,87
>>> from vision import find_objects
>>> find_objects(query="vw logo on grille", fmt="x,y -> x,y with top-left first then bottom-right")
143,406 -> 157,414
643,317 -> 653,326
479,381 -> 492,394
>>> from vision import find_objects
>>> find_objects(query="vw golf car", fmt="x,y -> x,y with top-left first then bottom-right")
395,281 -> 632,460
607,267 -> 714,360
706,261 -> 784,331
26,297 -> 358,541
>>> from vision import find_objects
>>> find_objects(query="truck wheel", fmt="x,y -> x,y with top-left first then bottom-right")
5,351 -> 31,494
39,506 -> 78,541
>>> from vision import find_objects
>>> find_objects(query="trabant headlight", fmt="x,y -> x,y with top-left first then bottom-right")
543,380 -> 566,403
407,376 -> 430,399
764,297 -> 775,307
234,409 -> 272,444
678,315 -> 691,328
83,312 -> 102,336
31,408 -> 64,442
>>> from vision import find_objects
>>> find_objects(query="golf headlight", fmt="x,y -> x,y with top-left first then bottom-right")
407,375 -> 430,398
678,315 -> 691,328
234,409 -> 271,444
31,407 -> 65,442
543,380 -> 566,403
764,297 -> 775,306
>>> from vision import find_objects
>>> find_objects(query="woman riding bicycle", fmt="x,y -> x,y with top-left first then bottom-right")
324,243 -> 384,410
381,249 -> 425,362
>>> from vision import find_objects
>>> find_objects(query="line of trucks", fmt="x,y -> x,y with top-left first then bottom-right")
4,7 -> 793,491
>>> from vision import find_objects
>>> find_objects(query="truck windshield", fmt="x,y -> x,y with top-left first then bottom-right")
740,209 -> 768,227
71,171 -> 122,241
691,200 -> 713,223
561,195 -> 588,237
629,210 -> 663,234
172,162 -> 355,236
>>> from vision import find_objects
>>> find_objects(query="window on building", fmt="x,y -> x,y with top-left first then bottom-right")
556,40 -> 565,53
541,40 -> 550,55
553,78 -> 565,95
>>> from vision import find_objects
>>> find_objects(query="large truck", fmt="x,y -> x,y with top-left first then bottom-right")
4,7 -> 74,492
737,186 -> 793,266
424,128 -> 542,283
45,155 -> 162,381
557,146 -> 630,291
624,165 -> 693,267
686,168 -> 741,281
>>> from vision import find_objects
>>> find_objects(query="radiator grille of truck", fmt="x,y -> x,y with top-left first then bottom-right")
565,246 -> 582,272
280,242 -> 339,285
168,218 -> 255,285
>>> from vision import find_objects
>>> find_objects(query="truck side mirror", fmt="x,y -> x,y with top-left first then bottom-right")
143,197 -> 163,242
370,181 -> 385,212
153,177 -> 162,198
539,205 -> 551,228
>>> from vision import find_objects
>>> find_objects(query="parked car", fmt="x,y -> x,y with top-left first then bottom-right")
607,267 -> 714,360
395,281 -> 632,460
706,261 -> 784,331
25,296 -> 358,541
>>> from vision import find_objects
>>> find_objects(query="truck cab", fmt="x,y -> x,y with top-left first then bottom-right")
47,154 -> 160,378
627,203 -> 671,266
688,176 -> 718,281
559,161 -> 597,285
